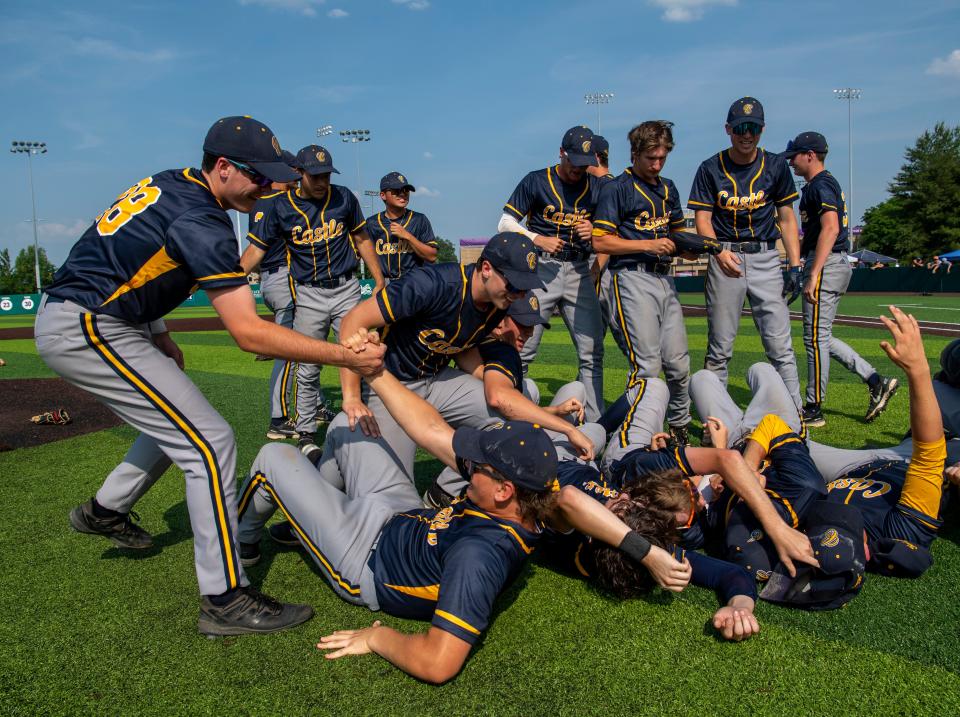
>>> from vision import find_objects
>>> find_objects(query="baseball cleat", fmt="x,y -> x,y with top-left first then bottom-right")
198,586 -> 314,637
69,499 -> 154,549
314,404 -> 337,425
865,376 -> 900,422
266,418 -> 299,441
239,541 -> 261,567
298,433 -> 322,465
268,521 -> 301,547
801,403 -> 826,428
422,482 -> 454,510
668,424 -> 690,448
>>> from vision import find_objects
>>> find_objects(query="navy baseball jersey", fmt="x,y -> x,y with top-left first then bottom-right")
373,497 -> 540,644
503,166 -> 605,254
248,185 -> 364,284
46,168 -> 247,324
365,210 -> 437,279
687,149 -> 798,241
479,340 -> 523,391
799,170 -> 848,255
593,169 -> 686,271
375,263 -> 506,381
247,192 -> 288,272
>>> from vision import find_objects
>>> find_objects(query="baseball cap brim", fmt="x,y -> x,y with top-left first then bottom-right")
509,308 -> 549,327
564,151 -> 599,167
249,161 -> 301,183
451,426 -> 489,466
501,267 -> 545,291
300,164 -> 341,175
729,116 -> 765,129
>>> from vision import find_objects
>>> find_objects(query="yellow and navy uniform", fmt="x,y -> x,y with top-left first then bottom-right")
687,149 -> 798,241
824,437 -> 947,576
503,166 -> 604,256
364,209 -> 437,280
45,169 -> 247,323
247,192 -> 288,273
592,169 -> 687,271
799,170 -> 848,255
375,263 -> 505,382
249,185 -> 364,284
372,497 -> 540,645
479,340 -> 523,391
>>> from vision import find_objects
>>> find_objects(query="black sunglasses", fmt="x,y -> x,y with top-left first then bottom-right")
492,266 -> 523,294
227,159 -> 272,188
732,122 -> 763,137
386,187 -> 411,195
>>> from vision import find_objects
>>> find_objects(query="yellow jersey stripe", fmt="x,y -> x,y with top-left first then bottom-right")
434,609 -> 481,636
380,288 -> 396,322
198,271 -> 246,282
688,200 -> 712,208
100,246 -> 181,306
385,583 -> 440,601
462,509 -> 534,554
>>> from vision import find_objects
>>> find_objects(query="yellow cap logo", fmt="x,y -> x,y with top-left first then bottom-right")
526,251 -> 537,270
820,529 -> 840,548
316,151 -> 326,163
743,103 -> 754,115
529,295 -> 539,311
397,174 -> 406,183
271,136 -> 281,155
582,140 -> 592,153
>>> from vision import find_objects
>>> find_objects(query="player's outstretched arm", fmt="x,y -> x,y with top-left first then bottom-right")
338,297 -> 390,435
712,597 -> 760,642
366,369 -> 457,469
239,243 -> 266,274
317,621 -> 471,684
776,204 -> 801,268
352,228 -> 386,291
208,285 -> 385,375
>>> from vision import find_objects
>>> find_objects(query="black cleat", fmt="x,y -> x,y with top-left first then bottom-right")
266,418 -> 299,441
314,405 -> 337,425
268,521 -> 301,547
865,376 -> 900,423
198,586 -> 314,637
69,499 -> 154,549
239,541 -> 261,568
297,433 -> 322,465
422,482 -> 454,510
801,403 -> 826,428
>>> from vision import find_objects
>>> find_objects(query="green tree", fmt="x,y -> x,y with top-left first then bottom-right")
434,235 -> 458,263
10,247 -> 56,293
0,249 -> 12,293
858,197 -> 918,259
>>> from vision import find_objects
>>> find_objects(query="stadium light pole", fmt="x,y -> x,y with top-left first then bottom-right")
340,129 -> 371,277
316,124 -> 333,138
584,92 -> 614,134
10,140 -> 47,293
833,88 -> 861,248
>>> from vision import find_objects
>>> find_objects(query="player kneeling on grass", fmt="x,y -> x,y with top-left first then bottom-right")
235,338 -> 688,683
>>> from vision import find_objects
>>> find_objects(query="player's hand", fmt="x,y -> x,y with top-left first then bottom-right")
316,620 -> 382,659
641,545 -> 692,592
803,269 -> 820,304
769,523 -> 818,577
879,306 -> 928,376
945,462 -> 960,486
782,266 -> 803,305
650,432 -> 671,450
153,332 -> 185,370
388,222 -> 412,240
534,234 -> 564,254
646,238 -> 677,256
566,427 -> 595,461
715,249 -> 743,278
554,397 -> 585,424
704,416 -> 729,449
345,341 -> 387,378
574,220 -> 593,242
342,398 -> 381,438
712,605 -> 760,642
341,327 -> 381,353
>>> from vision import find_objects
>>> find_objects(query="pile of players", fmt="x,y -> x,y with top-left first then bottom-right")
37,105 -> 960,685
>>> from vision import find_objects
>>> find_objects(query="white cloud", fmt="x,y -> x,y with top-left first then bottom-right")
423,151 -> 434,159
417,186 -> 440,197
648,0 -> 736,22
238,0 -> 325,17
71,37 -> 177,63
327,7 -> 348,17
5,219 -> 92,265
61,120 -> 103,151
927,49 -> 960,77
393,0 -> 430,10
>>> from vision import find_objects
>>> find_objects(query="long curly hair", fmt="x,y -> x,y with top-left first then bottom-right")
584,468 -> 690,599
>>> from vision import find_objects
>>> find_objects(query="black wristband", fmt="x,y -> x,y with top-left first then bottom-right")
618,530 -> 651,563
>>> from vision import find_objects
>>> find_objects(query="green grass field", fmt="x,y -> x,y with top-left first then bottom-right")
2,299 -> 959,714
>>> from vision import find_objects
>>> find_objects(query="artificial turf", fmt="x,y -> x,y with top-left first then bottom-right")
1,300 -> 959,715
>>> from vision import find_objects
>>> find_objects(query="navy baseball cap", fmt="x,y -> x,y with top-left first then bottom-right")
591,134 -> 610,154
937,338 -> 960,387
295,145 -> 339,175
782,131 -> 829,159
507,294 -> 549,327
479,232 -> 545,291
280,149 -> 297,168
868,537 -> 934,577
726,97 -> 765,129
561,126 -> 599,167
381,171 -> 415,192
453,420 -> 559,492
203,116 -> 299,183
760,501 -> 867,610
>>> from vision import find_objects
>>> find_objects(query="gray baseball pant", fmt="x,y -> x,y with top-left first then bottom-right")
237,441 -> 421,609
260,266 -> 297,420
597,268 -> 629,357
35,298 -> 246,596
602,377 -> 669,475
704,246 -> 802,408
519,255 -> 605,421
292,280 -> 361,435
610,268 -> 691,427
802,253 -> 875,404
690,362 -> 803,448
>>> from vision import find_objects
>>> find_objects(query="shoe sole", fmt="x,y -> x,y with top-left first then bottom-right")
239,554 -> 261,568
69,506 -> 154,549
804,417 -> 826,428
268,525 -> 302,547
865,379 -> 900,422
266,429 -> 299,440
198,605 -> 314,637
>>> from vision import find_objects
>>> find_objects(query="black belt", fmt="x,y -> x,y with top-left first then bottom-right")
722,240 -> 777,254
263,266 -> 285,275
539,248 -> 591,262
298,274 -> 352,289
622,262 -> 672,275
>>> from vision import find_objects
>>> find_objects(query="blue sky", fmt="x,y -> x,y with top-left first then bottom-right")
1,0 -> 958,265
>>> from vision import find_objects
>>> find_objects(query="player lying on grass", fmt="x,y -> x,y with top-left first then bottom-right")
236,353 -> 688,683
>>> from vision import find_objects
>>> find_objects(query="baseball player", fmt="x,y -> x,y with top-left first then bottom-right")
36,116 -> 385,636
241,144 -> 385,454
498,126 -> 607,421
783,131 -> 899,427
244,151 -> 303,440
688,97 -> 804,408
365,172 -> 438,281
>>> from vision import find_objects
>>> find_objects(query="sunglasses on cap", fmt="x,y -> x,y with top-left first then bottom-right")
732,122 -> 763,136
226,158 -> 272,188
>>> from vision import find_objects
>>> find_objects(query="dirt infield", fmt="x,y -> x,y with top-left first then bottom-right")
0,378 -> 121,451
